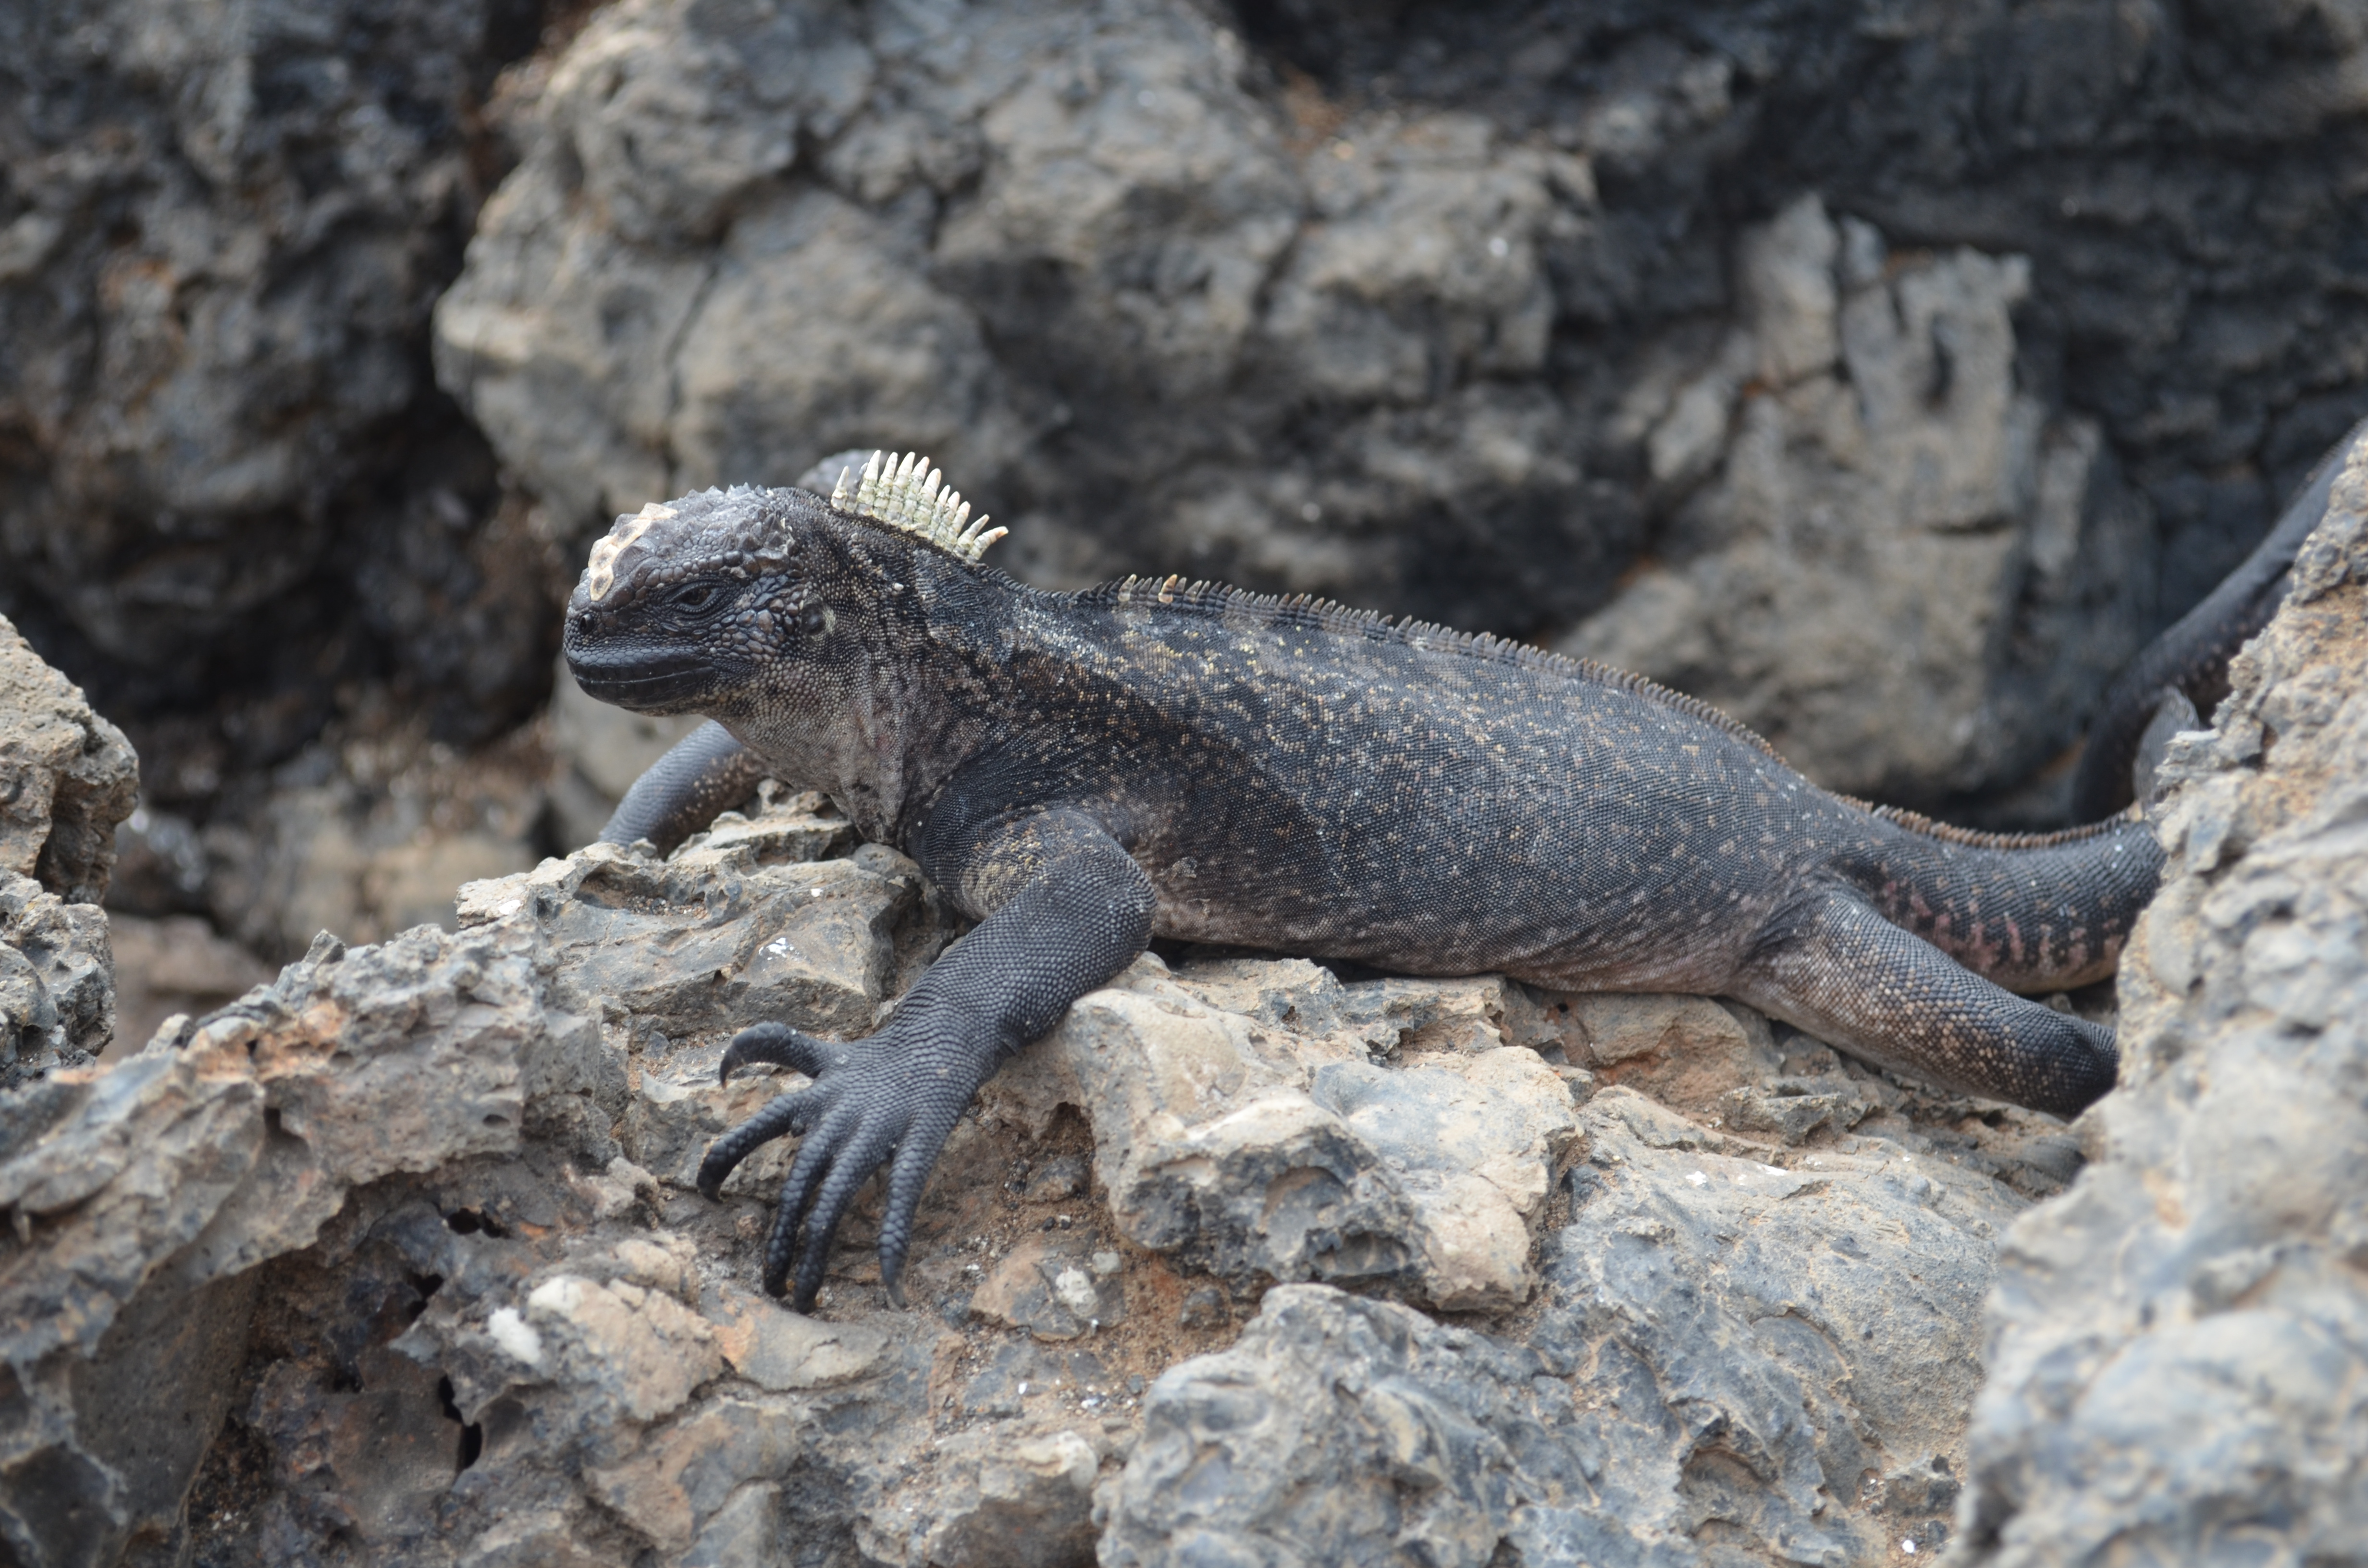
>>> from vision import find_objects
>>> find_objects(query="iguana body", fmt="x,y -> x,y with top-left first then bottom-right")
565,455 -> 2157,1310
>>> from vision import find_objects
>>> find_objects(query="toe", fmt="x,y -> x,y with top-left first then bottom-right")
876,1108 -> 958,1308
762,1105 -> 860,1297
721,1022 -> 841,1083
787,1119 -> 900,1312
698,1087 -> 819,1200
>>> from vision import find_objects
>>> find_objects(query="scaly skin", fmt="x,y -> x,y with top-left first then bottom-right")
565,480 -> 2160,1311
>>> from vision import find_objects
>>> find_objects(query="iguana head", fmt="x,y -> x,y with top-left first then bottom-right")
562,454 -> 1006,825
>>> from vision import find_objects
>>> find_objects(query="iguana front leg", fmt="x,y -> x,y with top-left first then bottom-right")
699,808 -> 1155,1311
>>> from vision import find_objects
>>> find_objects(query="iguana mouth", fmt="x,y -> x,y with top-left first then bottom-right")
564,648 -> 714,711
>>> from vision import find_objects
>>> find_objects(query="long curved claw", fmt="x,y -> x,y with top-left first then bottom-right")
760,1106 -> 859,1298
781,1120 -> 900,1311
697,1086 -> 830,1201
720,1021 -> 844,1083
877,1113 -> 956,1311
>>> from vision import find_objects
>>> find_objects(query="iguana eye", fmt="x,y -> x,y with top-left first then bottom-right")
670,583 -> 722,613
796,600 -> 831,637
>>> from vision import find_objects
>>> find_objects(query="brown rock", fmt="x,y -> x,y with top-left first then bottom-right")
1553,990 -> 1785,1113
972,1232 -> 1127,1342
914,1430 -> 1101,1568
522,1274 -> 723,1424
585,1397 -> 801,1554
704,1285 -> 889,1391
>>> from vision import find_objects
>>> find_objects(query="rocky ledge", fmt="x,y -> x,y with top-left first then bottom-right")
1,613 -> 139,1089
4,478 -> 2366,1564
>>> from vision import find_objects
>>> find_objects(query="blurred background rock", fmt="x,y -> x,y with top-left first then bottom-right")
7,0 -> 2368,972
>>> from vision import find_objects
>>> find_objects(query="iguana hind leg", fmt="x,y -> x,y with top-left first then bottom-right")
1733,884 -> 2118,1118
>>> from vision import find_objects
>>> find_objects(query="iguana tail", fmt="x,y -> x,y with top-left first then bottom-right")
1830,807 -> 2165,994
2072,414 -> 2368,818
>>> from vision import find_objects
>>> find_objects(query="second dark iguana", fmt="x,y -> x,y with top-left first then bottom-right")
564,452 -> 2160,1311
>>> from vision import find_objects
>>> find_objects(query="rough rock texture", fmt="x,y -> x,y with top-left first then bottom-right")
0,784 -> 2091,1567
0,614 -> 138,907
0,615 -> 136,1086
1956,412 -> 2368,1559
985,960 -> 1579,1312
1242,0 -> 2368,679
0,0 -> 568,892
0,875 -> 116,1089
434,0 -> 2368,809
1104,1024 -> 2072,1567
1562,195 -> 2152,800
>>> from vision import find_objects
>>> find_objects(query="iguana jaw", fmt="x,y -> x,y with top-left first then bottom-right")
562,637 -> 718,713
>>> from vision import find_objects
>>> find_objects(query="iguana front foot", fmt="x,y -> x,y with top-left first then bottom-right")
702,1020 -> 976,1311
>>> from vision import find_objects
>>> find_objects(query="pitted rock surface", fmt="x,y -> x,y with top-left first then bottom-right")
1957,408 -> 2368,1564
0,618 -> 135,1085
0,782 -> 2109,1567
982,956 -> 1578,1312
0,615 -> 139,907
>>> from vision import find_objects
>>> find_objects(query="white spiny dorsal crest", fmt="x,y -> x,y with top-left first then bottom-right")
829,450 -> 1008,563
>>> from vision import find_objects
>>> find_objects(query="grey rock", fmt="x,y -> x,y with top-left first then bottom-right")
982,956 -> 1579,1311
0,873 -> 115,1082
1957,415 -> 2368,1561
871,1428 -> 1102,1568
0,614 -> 138,906
0,784 -> 959,1567
1564,195 -> 2154,802
1103,1087 -> 2026,1567
0,772 -> 2127,1567
1020,1152 -> 1088,1203
1105,1286 -> 1590,1568
1536,1089 -> 2021,1564
433,0 -> 1627,641
0,623 -> 132,1083
0,0 -> 555,764
972,1230 -> 1126,1343
0,919 -> 545,1564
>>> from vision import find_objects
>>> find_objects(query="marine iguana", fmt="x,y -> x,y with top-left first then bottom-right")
565,451 -> 2162,1312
